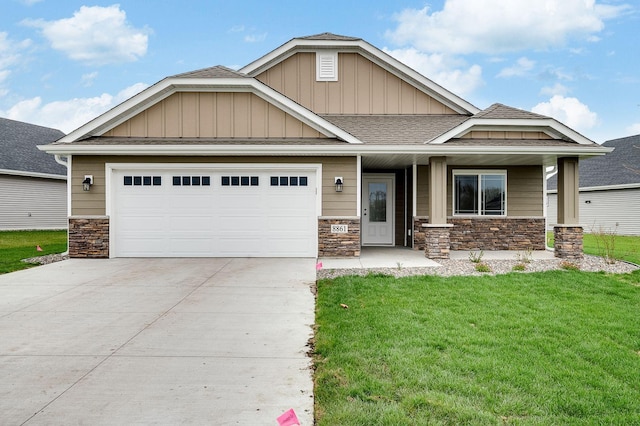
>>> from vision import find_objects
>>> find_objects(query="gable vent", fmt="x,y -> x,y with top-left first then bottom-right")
316,51 -> 338,81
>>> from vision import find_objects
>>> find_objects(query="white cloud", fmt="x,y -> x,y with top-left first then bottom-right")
383,47 -> 483,96
532,95 -> 598,132
81,71 -> 98,87
0,32 -> 31,93
23,5 -> 150,65
540,83 -> 570,97
497,57 -> 535,78
386,0 -> 630,55
0,82 -> 149,133
244,33 -> 267,43
626,123 -> 640,135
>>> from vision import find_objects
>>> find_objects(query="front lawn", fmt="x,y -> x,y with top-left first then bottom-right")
548,232 -> 640,265
314,271 -> 640,425
0,230 -> 67,274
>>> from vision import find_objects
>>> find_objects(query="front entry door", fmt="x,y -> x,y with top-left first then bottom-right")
362,174 -> 395,246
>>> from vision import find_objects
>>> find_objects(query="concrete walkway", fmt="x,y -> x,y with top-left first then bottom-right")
319,246 -> 555,269
0,258 -> 316,425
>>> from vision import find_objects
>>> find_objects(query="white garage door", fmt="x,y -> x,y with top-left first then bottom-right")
110,166 -> 318,257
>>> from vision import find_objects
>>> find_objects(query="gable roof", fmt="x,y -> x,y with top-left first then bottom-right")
0,117 -> 66,178
548,134 -> 640,190
239,33 -> 479,115
429,103 -> 598,145
53,69 -> 362,145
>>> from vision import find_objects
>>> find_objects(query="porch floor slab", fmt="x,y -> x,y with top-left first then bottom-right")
318,247 -> 556,270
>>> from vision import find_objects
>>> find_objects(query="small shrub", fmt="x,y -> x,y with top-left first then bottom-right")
475,262 -> 492,273
515,247 -> 533,264
590,224 -> 618,264
512,263 -> 526,271
560,261 -> 580,271
469,250 -> 484,263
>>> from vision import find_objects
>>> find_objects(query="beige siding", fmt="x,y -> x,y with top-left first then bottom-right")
0,175 -> 67,229
104,92 -> 324,138
256,52 -> 458,115
446,166 -> 543,217
71,156 -> 357,216
416,165 -> 430,216
460,131 -> 553,140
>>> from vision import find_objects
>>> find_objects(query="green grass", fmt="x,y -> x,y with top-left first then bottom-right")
547,233 -> 640,265
0,230 -> 67,274
314,271 -> 640,425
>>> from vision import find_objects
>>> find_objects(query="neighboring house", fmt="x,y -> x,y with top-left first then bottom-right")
0,118 -> 67,230
41,33 -> 609,259
547,134 -> 640,235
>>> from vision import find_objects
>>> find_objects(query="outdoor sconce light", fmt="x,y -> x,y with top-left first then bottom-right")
82,175 -> 93,191
334,177 -> 343,192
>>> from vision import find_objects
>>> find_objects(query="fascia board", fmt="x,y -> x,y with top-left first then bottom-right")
428,118 -> 598,145
56,77 -> 362,145
0,168 -> 67,180
39,142 -> 613,157
240,38 -> 480,115
548,183 -> 640,194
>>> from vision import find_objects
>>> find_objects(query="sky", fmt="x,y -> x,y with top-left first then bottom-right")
0,0 -> 638,143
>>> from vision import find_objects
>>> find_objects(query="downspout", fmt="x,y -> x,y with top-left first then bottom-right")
55,155 -> 71,256
544,165 -> 558,249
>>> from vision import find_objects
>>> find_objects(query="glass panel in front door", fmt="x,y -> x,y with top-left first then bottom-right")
368,182 -> 387,222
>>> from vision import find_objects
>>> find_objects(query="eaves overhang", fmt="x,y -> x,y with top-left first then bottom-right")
39,142 -> 613,158
56,78 -> 362,145
239,38 -> 479,115
0,168 -> 67,180
429,118 -> 596,145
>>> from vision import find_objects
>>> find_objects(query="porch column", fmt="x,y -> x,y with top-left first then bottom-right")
554,157 -> 583,258
424,156 -> 452,259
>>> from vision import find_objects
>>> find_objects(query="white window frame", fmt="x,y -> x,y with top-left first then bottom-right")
453,169 -> 507,217
316,51 -> 338,81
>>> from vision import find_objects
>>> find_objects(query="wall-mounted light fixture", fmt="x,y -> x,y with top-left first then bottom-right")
334,177 -> 343,192
585,200 -> 591,204
83,175 -> 93,191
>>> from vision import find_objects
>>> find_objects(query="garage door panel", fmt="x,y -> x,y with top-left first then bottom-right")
113,167 -> 318,258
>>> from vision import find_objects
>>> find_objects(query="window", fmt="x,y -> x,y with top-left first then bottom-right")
124,176 -> 161,186
173,176 -> 210,186
453,171 -> 506,216
221,176 -> 259,186
270,176 -> 308,187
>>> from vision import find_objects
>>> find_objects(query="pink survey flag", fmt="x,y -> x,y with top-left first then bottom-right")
36,245 -> 43,252
316,262 -> 323,271
277,408 -> 300,426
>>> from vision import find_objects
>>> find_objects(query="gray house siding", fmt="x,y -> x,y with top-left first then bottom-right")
547,187 -> 640,236
0,175 -> 67,230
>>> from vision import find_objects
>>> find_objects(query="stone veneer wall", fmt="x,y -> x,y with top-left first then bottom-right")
69,216 -> 109,258
450,217 -> 545,251
318,217 -> 360,257
424,225 -> 452,259
412,217 -> 429,250
554,226 -> 583,259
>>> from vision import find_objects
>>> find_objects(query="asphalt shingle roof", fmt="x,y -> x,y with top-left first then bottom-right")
321,115 -> 469,144
298,32 -> 361,41
170,65 -> 248,79
474,103 -> 549,120
548,134 -> 640,189
0,117 -> 66,176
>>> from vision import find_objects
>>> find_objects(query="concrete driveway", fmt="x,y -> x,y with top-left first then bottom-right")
0,258 -> 316,425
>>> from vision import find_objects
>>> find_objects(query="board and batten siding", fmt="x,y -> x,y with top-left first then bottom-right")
256,52 -> 458,115
0,175 -> 67,230
547,187 -> 640,235
104,92 -> 325,139
71,156 -> 357,217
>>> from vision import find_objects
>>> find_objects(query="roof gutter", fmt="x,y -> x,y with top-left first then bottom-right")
38,143 -> 614,157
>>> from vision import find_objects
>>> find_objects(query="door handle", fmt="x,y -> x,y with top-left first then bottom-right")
363,208 -> 367,216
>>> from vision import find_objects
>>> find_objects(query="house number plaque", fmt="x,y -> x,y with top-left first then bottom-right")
330,224 -> 348,234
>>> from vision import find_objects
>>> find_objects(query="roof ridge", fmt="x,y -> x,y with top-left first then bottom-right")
297,32 -> 361,41
170,65 -> 248,79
